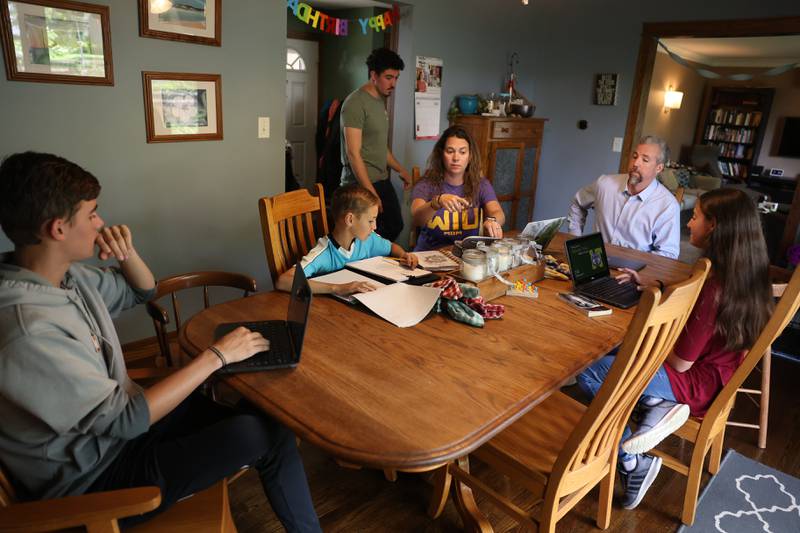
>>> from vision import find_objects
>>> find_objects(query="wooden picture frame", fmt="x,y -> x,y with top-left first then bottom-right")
142,71 -> 223,143
0,0 -> 113,85
138,0 -> 221,47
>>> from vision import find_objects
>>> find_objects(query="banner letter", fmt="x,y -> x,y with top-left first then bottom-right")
358,18 -> 369,34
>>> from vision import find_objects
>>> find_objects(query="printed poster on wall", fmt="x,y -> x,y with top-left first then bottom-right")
414,56 -> 443,140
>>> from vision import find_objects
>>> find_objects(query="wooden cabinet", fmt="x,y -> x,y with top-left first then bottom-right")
451,115 -> 547,230
695,87 -> 774,180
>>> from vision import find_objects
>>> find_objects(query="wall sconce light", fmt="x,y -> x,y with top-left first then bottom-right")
664,85 -> 684,113
521,0 -> 529,4
150,0 -> 173,14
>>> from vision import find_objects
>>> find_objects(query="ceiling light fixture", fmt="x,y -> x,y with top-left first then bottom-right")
664,85 -> 684,113
150,0 -> 173,15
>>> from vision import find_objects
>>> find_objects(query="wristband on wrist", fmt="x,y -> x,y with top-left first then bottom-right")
485,216 -> 497,223
209,345 -> 227,367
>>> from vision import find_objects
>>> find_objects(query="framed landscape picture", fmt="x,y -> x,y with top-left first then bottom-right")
139,0 -> 220,46
0,0 -> 113,85
143,71 -> 223,143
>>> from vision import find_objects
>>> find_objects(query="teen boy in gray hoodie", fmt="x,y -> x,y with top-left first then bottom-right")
0,152 -> 321,531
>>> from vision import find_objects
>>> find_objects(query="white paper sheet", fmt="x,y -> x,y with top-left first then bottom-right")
346,256 -> 431,282
353,283 -> 442,328
311,269 -> 386,303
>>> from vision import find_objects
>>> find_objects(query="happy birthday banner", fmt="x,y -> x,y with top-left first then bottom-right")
287,0 -> 399,37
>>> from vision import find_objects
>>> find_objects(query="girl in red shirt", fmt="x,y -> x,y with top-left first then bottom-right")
577,187 -> 773,510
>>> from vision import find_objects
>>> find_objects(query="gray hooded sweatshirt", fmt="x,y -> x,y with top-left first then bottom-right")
0,253 -> 154,500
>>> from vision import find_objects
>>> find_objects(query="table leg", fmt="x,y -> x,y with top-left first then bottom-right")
427,464 -> 452,519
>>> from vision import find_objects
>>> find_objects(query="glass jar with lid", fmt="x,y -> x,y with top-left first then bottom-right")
483,248 -> 499,276
461,249 -> 486,282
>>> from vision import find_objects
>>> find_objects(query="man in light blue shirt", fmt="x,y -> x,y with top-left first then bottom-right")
567,136 -> 680,259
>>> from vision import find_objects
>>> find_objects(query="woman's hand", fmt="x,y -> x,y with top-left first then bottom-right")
614,267 -> 643,288
438,194 -> 470,212
400,252 -> 419,269
333,281 -> 379,296
483,218 -> 503,238
212,327 -> 270,364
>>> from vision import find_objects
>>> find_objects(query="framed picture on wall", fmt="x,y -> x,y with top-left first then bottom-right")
593,73 -> 618,105
0,0 -> 113,85
139,0 -> 221,46
143,71 -> 223,143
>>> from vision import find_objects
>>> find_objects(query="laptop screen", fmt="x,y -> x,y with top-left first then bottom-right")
565,233 -> 611,285
287,265 -> 312,352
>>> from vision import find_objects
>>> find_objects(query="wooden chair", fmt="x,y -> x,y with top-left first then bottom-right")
0,464 -> 236,533
146,272 -> 257,368
725,265 -> 792,449
408,166 -> 422,249
652,264 -> 800,526
259,183 -> 328,285
444,259 -> 711,532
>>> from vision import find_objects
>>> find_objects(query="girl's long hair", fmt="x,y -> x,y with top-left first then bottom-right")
699,188 -> 773,351
421,126 -> 483,202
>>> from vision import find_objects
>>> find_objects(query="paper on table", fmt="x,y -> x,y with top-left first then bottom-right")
353,283 -> 442,328
414,250 -> 460,271
311,269 -> 386,303
346,256 -> 432,282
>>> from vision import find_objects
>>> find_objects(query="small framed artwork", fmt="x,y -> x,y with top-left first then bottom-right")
594,73 -> 618,106
142,71 -> 223,143
139,0 -> 221,47
0,0 -> 113,85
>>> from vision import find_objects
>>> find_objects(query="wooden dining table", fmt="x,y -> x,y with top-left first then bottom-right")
179,233 -> 692,474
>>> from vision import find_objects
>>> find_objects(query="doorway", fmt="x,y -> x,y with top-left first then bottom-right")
286,38 -> 320,189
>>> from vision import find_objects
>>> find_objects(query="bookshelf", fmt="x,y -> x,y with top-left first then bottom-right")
695,87 -> 774,180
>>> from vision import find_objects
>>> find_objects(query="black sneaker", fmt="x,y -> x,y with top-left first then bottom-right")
619,453 -> 662,510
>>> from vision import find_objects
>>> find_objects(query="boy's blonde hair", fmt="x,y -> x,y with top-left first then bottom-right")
331,184 -> 379,221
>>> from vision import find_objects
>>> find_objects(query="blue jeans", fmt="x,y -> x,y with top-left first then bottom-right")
576,355 -> 676,464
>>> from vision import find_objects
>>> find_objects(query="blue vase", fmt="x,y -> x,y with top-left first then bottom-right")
457,95 -> 478,115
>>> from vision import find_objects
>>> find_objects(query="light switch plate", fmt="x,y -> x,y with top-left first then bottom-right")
612,137 -> 623,153
258,117 -> 270,139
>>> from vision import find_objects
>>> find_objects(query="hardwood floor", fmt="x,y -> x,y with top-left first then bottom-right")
222,356 -> 800,533
123,337 -> 800,532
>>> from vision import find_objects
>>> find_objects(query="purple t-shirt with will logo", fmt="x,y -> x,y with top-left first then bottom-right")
412,178 -> 498,251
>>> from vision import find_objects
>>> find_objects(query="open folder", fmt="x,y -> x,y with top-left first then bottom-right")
311,268 -> 441,328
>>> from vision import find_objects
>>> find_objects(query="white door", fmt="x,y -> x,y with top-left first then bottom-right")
286,38 -> 319,189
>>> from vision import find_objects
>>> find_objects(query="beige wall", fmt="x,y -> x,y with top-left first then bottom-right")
642,51 -> 706,163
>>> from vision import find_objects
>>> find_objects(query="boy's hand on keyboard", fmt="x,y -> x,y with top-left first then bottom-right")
333,281 -> 379,296
615,268 -> 643,289
214,327 -> 270,363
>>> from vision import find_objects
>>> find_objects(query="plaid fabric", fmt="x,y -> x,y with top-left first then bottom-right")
432,276 -> 505,324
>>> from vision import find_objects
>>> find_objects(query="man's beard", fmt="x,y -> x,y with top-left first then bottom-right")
628,172 -> 642,186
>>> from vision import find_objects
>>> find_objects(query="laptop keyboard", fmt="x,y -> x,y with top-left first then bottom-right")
579,277 -> 641,308
216,321 -> 297,373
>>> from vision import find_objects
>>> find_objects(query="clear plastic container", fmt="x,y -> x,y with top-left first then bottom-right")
483,248 -> 499,276
492,242 -> 513,272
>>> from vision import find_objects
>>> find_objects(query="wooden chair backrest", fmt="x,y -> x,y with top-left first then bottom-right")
259,183 -> 328,284
146,271 -> 257,367
702,265 -> 800,432
551,258 -> 711,496
0,465 -> 17,507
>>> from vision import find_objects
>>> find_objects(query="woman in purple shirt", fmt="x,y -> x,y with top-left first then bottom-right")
411,126 -> 505,251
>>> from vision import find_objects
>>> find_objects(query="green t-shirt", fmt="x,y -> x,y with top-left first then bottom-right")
340,87 -> 389,185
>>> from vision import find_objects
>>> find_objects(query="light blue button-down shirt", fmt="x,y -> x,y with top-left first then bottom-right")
567,174 -> 681,259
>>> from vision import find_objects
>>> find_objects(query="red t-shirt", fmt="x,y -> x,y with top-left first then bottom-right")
665,279 -> 744,417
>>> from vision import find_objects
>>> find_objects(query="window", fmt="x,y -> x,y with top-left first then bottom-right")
286,48 -> 306,71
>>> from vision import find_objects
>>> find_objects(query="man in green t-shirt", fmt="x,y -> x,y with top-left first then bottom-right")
340,47 -> 411,242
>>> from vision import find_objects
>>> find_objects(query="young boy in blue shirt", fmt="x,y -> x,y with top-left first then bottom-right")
276,184 -> 418,296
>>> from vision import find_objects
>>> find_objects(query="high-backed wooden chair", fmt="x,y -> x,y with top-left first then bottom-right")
725,265 -> 792,449
0,464 -> 236,533
259,184 -> 328,285
652,265 -> 800,526
444,259 -> 711,532
146,272 -> 257,368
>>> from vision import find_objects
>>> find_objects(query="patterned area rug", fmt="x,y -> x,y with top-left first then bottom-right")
679,449 -> 800,532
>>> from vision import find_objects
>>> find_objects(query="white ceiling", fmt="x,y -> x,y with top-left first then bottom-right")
307,0 -> 393,8
660,36 -> 800,67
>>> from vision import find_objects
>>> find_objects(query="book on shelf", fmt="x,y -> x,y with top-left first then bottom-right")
558,292 -> 612,317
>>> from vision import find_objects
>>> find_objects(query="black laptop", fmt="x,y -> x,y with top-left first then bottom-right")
564,233 -> 641,309
214,265 -> 312,374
